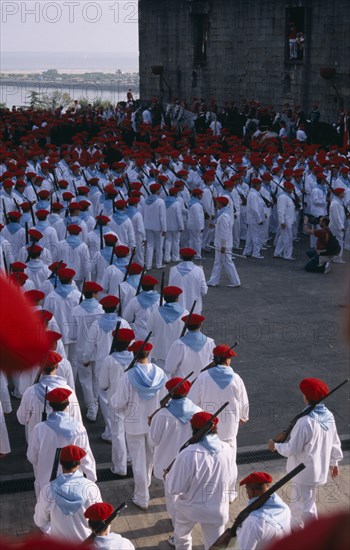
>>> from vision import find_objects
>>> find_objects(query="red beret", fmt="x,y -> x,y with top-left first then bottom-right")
58,179 -> 69,188
216,196 -> 229,206
39,309 -> 53,323
141,274 -> 158,287
46,330 -> 62,343
163,286 -> 182,298
88,177 -> 100,185
128,197 -> 140,205
20,202 -> 31,211
169,187 -> 179,196
127,262 -> 143,275
8,211 -> 22,220
10,272 -> 28,285
165,377 -> 191,396
96,214 -> 110,225
78,200 -> 91,210
60,445 -> 86,463
46,387 -> 72,403
40,162 -> 49,168
28,228 -> 43,240
58,267 -> 76,282
300,378 -> 329,402
68,202 -> 82,211
77,186 -> 90,195
130,182 -> 142,191
104,184 -> 118,196
158,175 -> 168,183
67,224 -> 82,235
251,178 -> 262,186
99,295 -> 119,308
83,281 -> 103,293
34,175 -> 45,182
283,181 -> 295,190
192,188 -> 203,196
240,472 -> 273,486
283,168 -> 294,177
49,261 -> 67,272
36,209 -> 49,220
181,313 -> 205,325
24,289 -> 45,303
177,170 -> 189,177
213,345 -> 237,358
333,188 -> 345,195
62,191 -> 75,201
84,502 -> 114,522
37,189 -> 50,199
190,411 -> 219,429
43,350 -> 62,368
128,340 -> 153,353
3,179 -> 14,188
262,172 -> 272,181
10,261 -> 27,272
113,328 -> 135,342
103,233 -> 118,245
26,244 -> 42,255
150,183 -> 161,193
180,248 -> 197,258
115,199 -> 127,209
114,245 -> 130,258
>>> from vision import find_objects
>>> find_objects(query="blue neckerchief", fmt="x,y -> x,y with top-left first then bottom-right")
112,210 -> 128,225
98,313 -> 119,333
318,184 -> 327,196
158,302 -> 184,324
66,235 -> 82,249
208,364 -> 236,389
111,350 -> 133,366
307,403 -> 333,431
128,362 -> 165,400
6,222 -> 21,235
51,471 -> 87,516
55,283 -> 74,299
181,331 -> 207,352
126,205 -> 138,218
79,298 -> 99,314
35,220 -> 49,232
86,168 -> 97,177
20,212 -> 32,226
80,211 -> 90,222
65,216 -> 80,227
115,258 -> 128,273
45,411 -> 81,439
167,397 -> 198,424
27,259 -> 45,272
164,196 -> 177,209
47,213 -> 61,225
176,261 -> 195,276
249,494 -> 289,530
36,200 -> 50,210
189,197 -> 200,207
217,205 -> 230,218
198,434 -> 223,454
93,225 -> 109,237
101,246 -> 113,263
33,375 -> 67,403
126,274 -> 140,289
137,290 -> 159,310
145,194 -> 159,205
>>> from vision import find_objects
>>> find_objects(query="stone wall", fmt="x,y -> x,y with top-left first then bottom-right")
138,0 -> 350,122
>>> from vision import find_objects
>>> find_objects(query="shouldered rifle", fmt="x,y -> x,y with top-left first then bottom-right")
25,222 -> 29,245
84,502 -> 127,543
42,386 -> 48,421
160,180 -> 169,196
135,266 -> 146,296
29,201 -> 36,226
164,401 -> 229,475
138,177 -> 151,196
13,197 -> 21,212
260,193 -> 273,209
118,284 -> 122,316
237,190 -> 247,206
272,378 -> 349,444
48,260 -> 63,280
50,447 -> 62,481
2,199 -> 9,225
29,179 -> 39,201
215,175 -> 225,190
209,463 -> 306,549
159,270 -> 165,306
180,300 -> 197,338
122,247 -> 136,282
79,279 -> 85,304
2,251 -> 8,274
96,209 -> 104,249
109,244 -> 115,266
72,178 -> 78,196
124,172 -> 131,194
124,331 -> 152,372
109,320 -> 121,354
148,370 -> 194,425
193,341 -> 239,382
25,240 -> 36,263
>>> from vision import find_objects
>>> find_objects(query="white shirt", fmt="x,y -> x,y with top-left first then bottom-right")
148,306 -> 189,361
44,289 -> 81,344
165,334 -> 215,379
142,196 -> 167,232
169,262 -> 208,314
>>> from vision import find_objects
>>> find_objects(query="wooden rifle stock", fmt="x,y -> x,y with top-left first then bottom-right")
209,463 -> 306,549
164,401 -> 229,474
272,378 -> 349,444
109,321 -> 121,355
180,300 -> 197,338
148,370 -> 194,425
84,502 -> 127,543
49,448 -> 62,481
124,331 -> 152,372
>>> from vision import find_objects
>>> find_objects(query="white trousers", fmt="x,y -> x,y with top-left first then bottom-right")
111,412 -> 128,475
134,238 -> 145,266
145,230 -> 164,269
232,215 -> 241,248
243,223 -> 263,256
289,484 -> 318,530
188,229 -> 202,258
239,210 -> 247,239
164,230 -> 181,262
126,432 -> 153,507
275,225 -> 293,258
208,250 -> 241,286
64,343 -> 77,381
77,360 -> 98,413
174,509 -> 226,550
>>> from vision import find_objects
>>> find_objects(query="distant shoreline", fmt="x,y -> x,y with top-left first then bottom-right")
0,78 -> 139,94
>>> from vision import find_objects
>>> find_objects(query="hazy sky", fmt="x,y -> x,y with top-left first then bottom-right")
1,0 -> 139,53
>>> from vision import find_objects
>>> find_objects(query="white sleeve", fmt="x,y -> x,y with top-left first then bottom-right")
34,485 -> 51,531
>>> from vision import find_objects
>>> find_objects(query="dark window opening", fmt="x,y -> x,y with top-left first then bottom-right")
286,7 -> 305,62
193,14 -> 208,64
